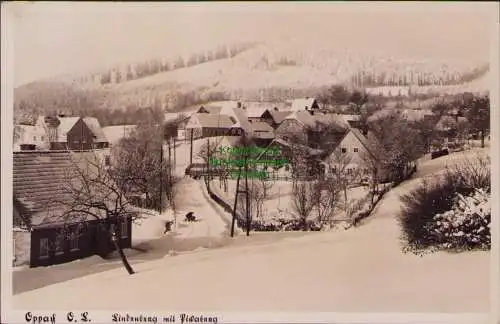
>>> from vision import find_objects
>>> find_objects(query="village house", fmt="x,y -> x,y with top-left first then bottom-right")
13,151 -> 133,268
249,121 -> 275,147
185,113 -> 239,139
323,128 -> 382,180
185,136 -> 241,178
164,112 -> 193,140
276,110 -> 348,149
260,109 -> 292,129
35,115 -> 110,151
257,138 -> 325,179
13,124 -> 47,151
246,107 -> 269,123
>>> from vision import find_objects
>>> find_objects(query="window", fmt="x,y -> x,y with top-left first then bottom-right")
341,147 -> 347,153
353,147 -> 359,153
41,136 -> 45,141
120,218 -> 129,239
69,231 -> 79,251
33,136 -> 37,141
54,234 -> 64,255
39,238 -> 49,259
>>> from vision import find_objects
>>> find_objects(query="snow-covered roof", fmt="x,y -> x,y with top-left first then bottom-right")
290,98 -> 318,111
57,117 -> 80,142
188,113 -> 235,129
251,121 -> 274,133
82,117 -> 107,143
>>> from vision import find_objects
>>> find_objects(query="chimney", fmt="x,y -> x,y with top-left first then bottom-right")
362,127 -> 368,137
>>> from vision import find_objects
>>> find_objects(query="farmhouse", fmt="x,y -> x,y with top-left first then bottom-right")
260,109 -> 292,129
185,113 -> 237,139
164,112 -> 193,140
35,115 -> 109,151
250,121 -> 275,146
221,106 -> 253,136
256,138 -> 325,179
276,111 -> 348,148
13,124 -> 47,151
323,128 -> 381,178
13,151 -> 133,268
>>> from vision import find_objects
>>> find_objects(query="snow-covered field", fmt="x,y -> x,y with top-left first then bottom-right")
216,179 -> 369,220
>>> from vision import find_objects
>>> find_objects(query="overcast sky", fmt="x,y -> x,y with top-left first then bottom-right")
7,2 -> 495,87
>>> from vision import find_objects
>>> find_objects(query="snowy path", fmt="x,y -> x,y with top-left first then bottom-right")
12,150 -> 490,312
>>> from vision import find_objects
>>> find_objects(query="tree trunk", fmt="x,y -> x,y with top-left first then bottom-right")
111,235 -> 135,275
481,130 -> 485,148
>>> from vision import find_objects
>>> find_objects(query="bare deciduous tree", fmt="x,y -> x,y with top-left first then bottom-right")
291,181 -> 316,231
113,122 -> 176,211
55,151 -> 147,275
326,152 -> 361,214
312,178 -> 341,229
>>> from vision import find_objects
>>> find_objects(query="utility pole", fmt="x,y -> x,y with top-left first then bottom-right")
189,129 -> 194,165
230,133 -> 251,237
206,138 -> 210,191
173,136 -> 176,166
160,135 -> 164,213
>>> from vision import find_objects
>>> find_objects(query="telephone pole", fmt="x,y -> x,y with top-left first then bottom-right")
189,129 -> 194,165
230,133 -> 251,237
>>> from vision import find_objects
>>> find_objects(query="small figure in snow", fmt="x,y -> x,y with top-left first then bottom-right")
185,212 -> 196,222
164,221 -> 173,234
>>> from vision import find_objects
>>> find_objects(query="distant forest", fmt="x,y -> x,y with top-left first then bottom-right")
13,39 -> 490,126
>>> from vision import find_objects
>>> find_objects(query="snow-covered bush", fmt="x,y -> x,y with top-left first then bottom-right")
399,154 -> 490,252
247,215 -> 321,232
428,189 -> 490,250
